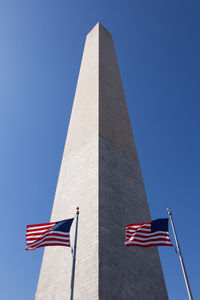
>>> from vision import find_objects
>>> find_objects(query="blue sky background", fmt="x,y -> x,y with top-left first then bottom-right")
0,1 -> 199,299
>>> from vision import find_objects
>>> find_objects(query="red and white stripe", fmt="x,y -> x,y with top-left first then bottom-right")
125,222 -> 173,247
26,222 -> 71,251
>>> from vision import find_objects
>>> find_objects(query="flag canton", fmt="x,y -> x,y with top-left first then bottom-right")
151,218 -> 169,233
52,218 -> 74,233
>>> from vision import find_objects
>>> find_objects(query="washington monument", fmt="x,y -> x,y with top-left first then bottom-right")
35,23 -> 168,300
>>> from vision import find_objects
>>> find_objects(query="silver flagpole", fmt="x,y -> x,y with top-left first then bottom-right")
167,208 -> 193,300
70,207 -> 79,300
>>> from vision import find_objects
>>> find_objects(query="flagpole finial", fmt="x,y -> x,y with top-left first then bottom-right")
167,208 -> 171,216
76,207 -> 79,214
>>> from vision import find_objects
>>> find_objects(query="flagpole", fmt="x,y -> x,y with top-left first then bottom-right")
167,208 -> 193,300
70,207 -> 79,300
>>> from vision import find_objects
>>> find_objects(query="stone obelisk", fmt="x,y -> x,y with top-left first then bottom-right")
35,23 -> 168,300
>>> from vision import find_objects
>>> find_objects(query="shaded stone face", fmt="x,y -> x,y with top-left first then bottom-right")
35,23 -> 168,300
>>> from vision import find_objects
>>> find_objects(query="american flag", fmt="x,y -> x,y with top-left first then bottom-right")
26,218 -> 74,251
125,218 -> 173,247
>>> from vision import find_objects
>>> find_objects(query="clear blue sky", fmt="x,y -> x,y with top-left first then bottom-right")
0,1 -> 199,299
